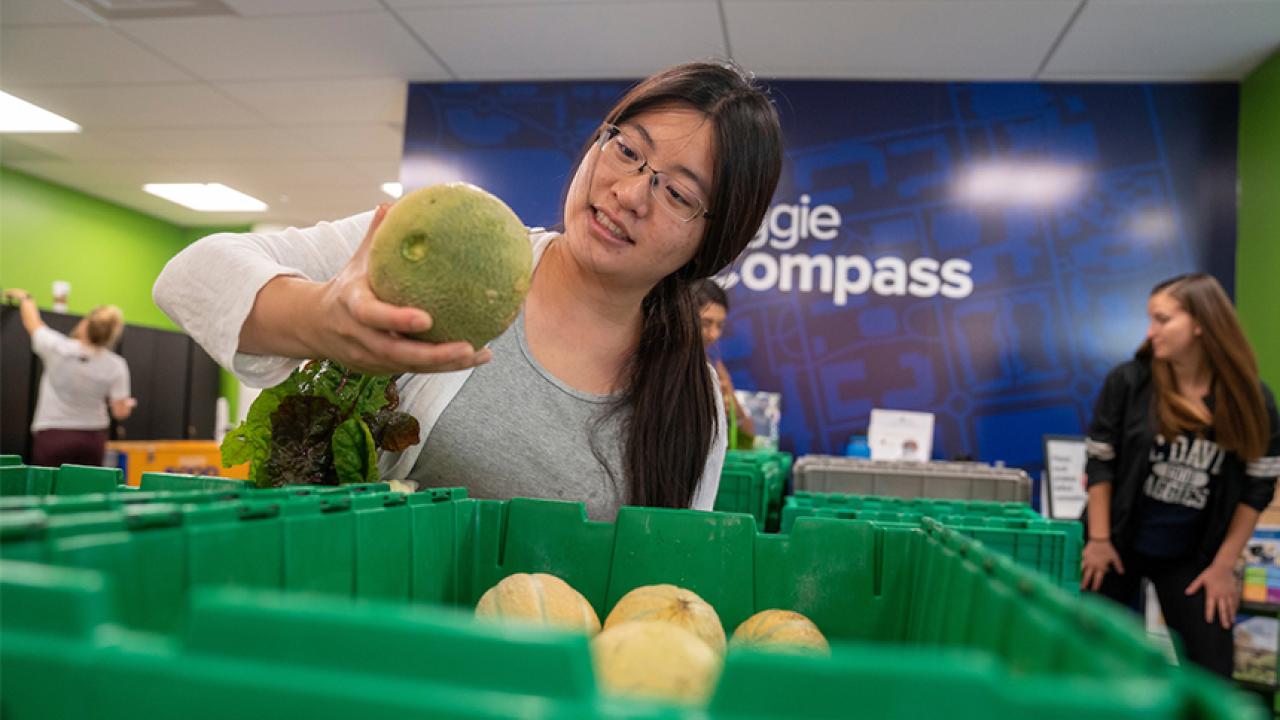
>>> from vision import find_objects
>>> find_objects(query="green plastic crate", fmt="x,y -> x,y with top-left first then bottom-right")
0,454 -> 23,466
714,450 -> 790,532
784,491 -> 1042,521
0,464 -> 124,496
0,493 -> 1262,719
138,471 -> 251,492
0,466 -> 56,496
782,491 -> 1082,592
0,464 -> 393,503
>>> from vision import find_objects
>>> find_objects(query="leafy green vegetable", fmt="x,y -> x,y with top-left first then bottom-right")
220,360 -> 421,488
332,417 -> 378,485
363,380 -> 421,452
262,395 -> 340,486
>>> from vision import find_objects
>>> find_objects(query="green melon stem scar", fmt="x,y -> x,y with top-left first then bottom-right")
401,232 -> 428,262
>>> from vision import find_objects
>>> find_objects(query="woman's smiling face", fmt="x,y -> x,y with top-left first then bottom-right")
562,105 -> 715,289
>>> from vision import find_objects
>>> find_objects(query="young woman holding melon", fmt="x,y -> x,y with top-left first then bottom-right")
155,61 -> 783,520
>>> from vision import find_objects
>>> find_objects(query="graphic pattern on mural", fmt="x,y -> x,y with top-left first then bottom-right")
403,80 -> 1238,475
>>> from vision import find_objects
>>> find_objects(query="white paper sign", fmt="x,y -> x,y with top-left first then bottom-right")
868,409 -> 935,461
1043,435 -> 1088,520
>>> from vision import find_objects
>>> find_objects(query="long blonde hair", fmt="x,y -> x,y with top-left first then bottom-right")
1137,273 -> 1268,460
85,305 -> 124,349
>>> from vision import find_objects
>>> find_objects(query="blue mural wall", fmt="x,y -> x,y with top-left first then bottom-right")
402,79 -> 1239,477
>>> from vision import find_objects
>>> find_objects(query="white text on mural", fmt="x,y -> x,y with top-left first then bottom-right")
727,196 -> 974,304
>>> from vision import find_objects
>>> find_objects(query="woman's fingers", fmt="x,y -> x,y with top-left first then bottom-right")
350,332 -> 488,375
1109,553 -> 1125,575
346,289 -> 432,335
1081,564 -> 1101,592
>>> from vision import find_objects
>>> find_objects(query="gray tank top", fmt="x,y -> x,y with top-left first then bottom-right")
408,310 -> 628,520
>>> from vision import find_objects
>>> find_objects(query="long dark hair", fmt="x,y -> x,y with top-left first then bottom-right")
579,61 -> 782,508
1137,273 -> 1268,460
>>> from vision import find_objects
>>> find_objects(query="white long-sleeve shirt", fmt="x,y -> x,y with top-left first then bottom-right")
152,211 -> 724,510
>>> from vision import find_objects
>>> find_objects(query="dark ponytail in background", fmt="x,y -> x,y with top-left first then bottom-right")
595,62 -> 782,508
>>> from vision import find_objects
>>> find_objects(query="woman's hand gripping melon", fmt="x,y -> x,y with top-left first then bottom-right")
368,182 -> 532,350
474,572 -> 601,635
603,584 -> 726,655
729,609 -> 830,655
592,621 -> 721,705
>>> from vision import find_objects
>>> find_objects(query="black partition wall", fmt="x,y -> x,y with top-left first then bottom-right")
0,305 -> 221,460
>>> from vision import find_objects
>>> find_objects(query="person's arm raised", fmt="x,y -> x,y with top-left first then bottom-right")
157,203 -> 490,380
3,289 -> 45,336
242,205 -> 490,375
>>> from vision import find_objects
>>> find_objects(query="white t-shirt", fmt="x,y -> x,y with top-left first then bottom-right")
30,326 -> 131,432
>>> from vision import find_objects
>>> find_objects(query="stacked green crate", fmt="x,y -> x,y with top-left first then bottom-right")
783,491 -> 1082,592
0,463 -> 396,502
0,487 -> 1261,719
783,491 -> 1043,522
0,463 -> 252,496
713,449 -> 790,531
0,463 -> 124,496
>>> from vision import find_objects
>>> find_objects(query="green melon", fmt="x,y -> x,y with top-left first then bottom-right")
368,183 -> 532,350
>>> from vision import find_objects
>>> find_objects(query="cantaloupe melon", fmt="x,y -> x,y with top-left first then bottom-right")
729,609 -> 829,655
368,182 -> 532,350
592,620 -> 721,705
474,572 -> 600,635
603,584 -> 725,655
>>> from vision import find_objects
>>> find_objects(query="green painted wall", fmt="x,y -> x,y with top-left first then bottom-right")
1239,51 -> 1280,393
0,166 -> 248,417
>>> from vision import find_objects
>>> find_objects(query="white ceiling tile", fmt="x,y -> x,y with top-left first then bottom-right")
7,158 -> 382,227
2,0 -> 1270,233
216,77 -> 407,126
0,0 -> 98,25
2,159 -> 254,225
1042,0 -> 1280,80
1,84 -> 261,129
345,159 -> 405,185
235,162 -> 369,189
0,24 -> 193,85
0,131 -> 141,161
725,0 -> 1078,79
388,0 -> 636,5
220,0 -> 385,16
291,123 -> 404,160
96,126 -> 330,161
113,12 -> 450,81
84,158 -> 365,188
266,185 -> 388,221
396,2 -> 724,80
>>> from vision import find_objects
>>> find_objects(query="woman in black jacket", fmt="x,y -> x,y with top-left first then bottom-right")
1080,273 -> 1279,677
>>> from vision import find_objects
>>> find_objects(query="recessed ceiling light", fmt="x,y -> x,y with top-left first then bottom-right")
381,182 -> 403,198
0,91 -> 80,133
143,183 -> 267,212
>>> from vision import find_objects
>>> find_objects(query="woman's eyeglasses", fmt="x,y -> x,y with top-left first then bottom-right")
597,124 -> 711,223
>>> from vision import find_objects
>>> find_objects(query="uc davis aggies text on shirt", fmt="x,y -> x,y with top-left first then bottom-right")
1145,435 -> 1226,510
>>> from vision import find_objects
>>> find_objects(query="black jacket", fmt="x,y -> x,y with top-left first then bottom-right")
1083,358 -> 1280,564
